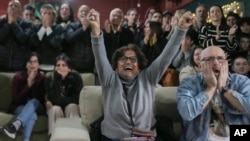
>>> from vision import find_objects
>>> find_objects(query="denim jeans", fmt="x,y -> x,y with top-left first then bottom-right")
14,98 -> 43,140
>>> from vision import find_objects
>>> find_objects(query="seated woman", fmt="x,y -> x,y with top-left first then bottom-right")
45,54 -> 83,136
2,52 -> 46,141
179,46 -> 204,81
87,9 -> 192,140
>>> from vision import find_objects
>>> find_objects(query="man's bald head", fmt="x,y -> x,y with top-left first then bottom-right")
200,46 -> 227,61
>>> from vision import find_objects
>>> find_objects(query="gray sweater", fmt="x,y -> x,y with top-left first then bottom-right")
91,26 -> 187,139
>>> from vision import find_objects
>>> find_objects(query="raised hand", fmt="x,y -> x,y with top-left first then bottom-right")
170,15 -> 178,30
143,33 -> 150,45
215,24 -> 221,41
178,11 -> 193,30
116,18 -> 123,32
87,9 -> 101,36
27,70 -> 37,87
8,10 -> 19,24
228,24 -> 238,43
217,61 -> 228,89
152,33 -> 157,45
229,24 -> 238,35
104,20 -> 111,33
200,61 -> 217,89
42,15 -> 53,28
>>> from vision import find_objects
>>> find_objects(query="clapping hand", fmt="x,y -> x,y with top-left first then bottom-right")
104,20 -> 111,33
217,61 -> 228,89
200,61 -> 217,89
215,24 -> 221,41
27,70 -> 37,87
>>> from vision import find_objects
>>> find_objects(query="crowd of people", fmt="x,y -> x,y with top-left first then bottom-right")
0,0 -> 250,141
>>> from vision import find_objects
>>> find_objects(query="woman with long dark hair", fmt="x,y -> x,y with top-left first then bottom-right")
198,5 -> 238,64
45,54 -> 83,136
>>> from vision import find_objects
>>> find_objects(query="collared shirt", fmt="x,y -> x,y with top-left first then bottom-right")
37,26 -> 53,40
177,73 -> 250,141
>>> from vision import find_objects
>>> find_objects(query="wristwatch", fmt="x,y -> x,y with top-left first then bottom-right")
221,86 -> 230,94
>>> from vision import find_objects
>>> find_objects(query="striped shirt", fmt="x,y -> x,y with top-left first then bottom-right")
198,23 -> 238,53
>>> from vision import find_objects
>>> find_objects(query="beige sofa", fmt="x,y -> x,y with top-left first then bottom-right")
78,86 -> 182,141
0,72 -> 95,141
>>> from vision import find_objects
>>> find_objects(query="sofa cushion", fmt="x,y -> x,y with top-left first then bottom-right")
79,73 -> 95,86
0,112 -> 14,127
0,112 -> 48,133
0,72 -> 15,112
155,87 -> 181,122
79,86 -> 103,129
155,87 -> 182,140
50,118 -> 90,141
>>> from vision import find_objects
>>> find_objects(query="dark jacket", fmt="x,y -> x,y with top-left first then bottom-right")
45,71 -> 83,109
123,23 -> 144,48
9,71 -> 46,113
65,21 -> 95,73
103,27 -> 135,63
30,24 -> 64,65
142,37 -> 168,67
0,17 -> 32,72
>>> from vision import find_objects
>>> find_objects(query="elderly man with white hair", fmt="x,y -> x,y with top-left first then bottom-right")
103,8 -> 135,63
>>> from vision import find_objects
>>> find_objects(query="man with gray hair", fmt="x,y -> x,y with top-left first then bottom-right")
103,8 -> 135,63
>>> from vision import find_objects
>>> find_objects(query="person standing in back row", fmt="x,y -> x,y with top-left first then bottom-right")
0,0 -> 33,72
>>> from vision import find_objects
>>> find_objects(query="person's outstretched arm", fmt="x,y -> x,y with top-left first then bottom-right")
144,11 -> 194,85
88,9 -> 114,86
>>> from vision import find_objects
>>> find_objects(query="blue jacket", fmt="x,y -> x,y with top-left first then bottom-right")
177,73 -> 250,141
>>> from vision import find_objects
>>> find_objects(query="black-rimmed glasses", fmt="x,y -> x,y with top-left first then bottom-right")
118,56 -> 137,63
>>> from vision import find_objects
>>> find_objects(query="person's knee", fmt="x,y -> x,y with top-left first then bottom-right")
27,98 -> 40,107
49,106 -> 64,117
65,103 -> 80,118
65,103 -> 78,111
52,106 -> 63,113
28,98 -> 39,104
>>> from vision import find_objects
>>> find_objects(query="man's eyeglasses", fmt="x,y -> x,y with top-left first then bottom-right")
201,56 -> 226,63
119,56 -> 137,63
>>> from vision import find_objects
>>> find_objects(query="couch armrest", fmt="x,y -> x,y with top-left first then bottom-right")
155,87 -> 182,140
0,72 -> 15,112
79,86 -> 103,130
79,73 -> 95,86
155,87 -> 181,122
